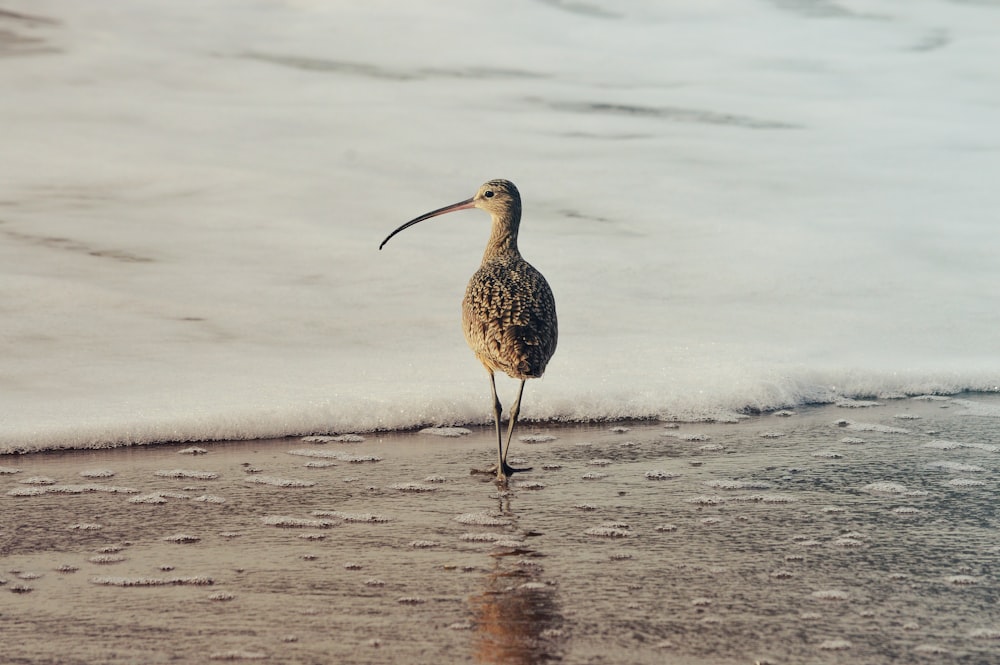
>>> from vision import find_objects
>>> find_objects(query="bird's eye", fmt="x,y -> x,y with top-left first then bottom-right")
483,190 -> 494,198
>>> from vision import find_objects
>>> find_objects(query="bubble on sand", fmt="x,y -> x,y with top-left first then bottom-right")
304,461 -> 337,468
449,621 -> 474,630
927,461 -> 987,473
208,591 -> 235,601
192,494 -> 226,503
969,628 -> 1000,639
460,533 -> 507,542
9,584 -> 33,593
581,472 -> 607,480
299,533 -> 326,540
129,491 -> 191,504
90,575 -> 214,587
948,478 -> 986,487
585,526 -> 630,538
680,433 -> 711,441
178,447 -> 208,455
588,458 -> 613,466
397,596 -> 426,604
813,451 -> 843,459
420,427 -> 470,437
894,413 -> 921,420
20,476 -> 56,485
687,495 -> 725,505
219,532 -> 243,538
835,420 -> 910,434
811,589 -> 850,601
774,410 -> 796,417
68,523 -> 102,530
731,494 -> 797,504
364,578 -> 385,587
836,399 -> 882,408
390,482 -> 437,492
840,437 -> 865,444
704,479 -> 770,490
514,481 -> 545,490
541,464 -> 563,470
831,537 -> 865,548
759,431 -> 786,438
261,516 -> 337,528
655,524 -> 677,532
892,506 -> 921,516
520,434 -> 557,443
10,483 -> 140,497
772,570 -> 795,579
423,475 -> 447,483
610,552 -> 633,561
818,639 -> 852,651
409,540 -> 439,548
155,469 -> 220,479
945,575 -> 978,585
163,534 -> 201,544
914,644 -> 950,654
208,650 -> 267,660
80,469 -> 115,478
646,470 -> 680,480
56,564 -> 79,573
302,434 -> 365,443
244,475 -> 315,488
699,444 -> 725,451
821,506 -> 846,513
0,466 -> 21,474
88,554 -> 126,564
313,510 -> 390,523
456,512 -> 510,526
862,482 -> 926,496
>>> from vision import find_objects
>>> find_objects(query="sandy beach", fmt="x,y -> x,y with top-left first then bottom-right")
3,395 -> 999,664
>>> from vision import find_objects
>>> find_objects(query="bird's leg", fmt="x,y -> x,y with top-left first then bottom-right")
499,379 -> 532,478
490,371 -> 505,477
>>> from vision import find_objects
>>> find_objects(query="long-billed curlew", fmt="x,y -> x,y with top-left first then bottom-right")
380,179 -> 558,483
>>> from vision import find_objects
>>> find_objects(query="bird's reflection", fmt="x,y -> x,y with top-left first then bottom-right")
467,495 -> 565,664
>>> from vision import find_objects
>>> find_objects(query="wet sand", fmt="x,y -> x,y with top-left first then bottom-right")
2,395 -> 999,664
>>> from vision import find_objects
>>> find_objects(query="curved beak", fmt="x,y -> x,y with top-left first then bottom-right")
379,197 -> 476,250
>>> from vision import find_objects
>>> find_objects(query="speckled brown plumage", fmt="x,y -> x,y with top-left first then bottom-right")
380,178 -> 557,483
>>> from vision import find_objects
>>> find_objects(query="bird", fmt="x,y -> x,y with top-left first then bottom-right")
379,179 -> 558,483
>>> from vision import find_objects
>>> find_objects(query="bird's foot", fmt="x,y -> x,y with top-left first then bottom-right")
470,462 -> 533,482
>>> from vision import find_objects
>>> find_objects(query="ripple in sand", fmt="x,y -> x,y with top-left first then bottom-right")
178,447 -> 208,455
420,427 -> 470,437
840,437 -> 865,444
208,591 -> 235,601
655,524 -> 677,532
312,510 -> 390,523
244,475 -> 315,488
575,503 -> 597,511
261,516 -> 337,528
304,461 -> 337,468
0,466 -> 21,475
581,472 -> 607,480
818,639 -> 852,651
588,458 -> 613,466
287,448 -> 380,463
687,495 -> 725,505
80,469 -> 115,478
455,512 -> 511,526
519,433 -> 557,443
514,481 -> 545,490
155,469 -> 220,479
891,506 -> 921,516
56,564 -> 79,573
759,431 -> 786,438
926,440 -> 997,452
343,562 -> 363,569
423,475 -> 447,483
397,596 -> 426,604
364,578 -> 385,587
460,532 -> 507,542
585,524 -> 631,538
645,470 -> 681,480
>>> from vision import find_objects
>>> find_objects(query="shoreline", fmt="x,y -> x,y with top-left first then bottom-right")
3,395 -> 999,663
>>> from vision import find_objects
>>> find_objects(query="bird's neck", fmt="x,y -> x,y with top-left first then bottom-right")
482,212 -> 521,261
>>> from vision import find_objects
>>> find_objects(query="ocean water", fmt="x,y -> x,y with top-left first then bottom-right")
2,0 -> 999,452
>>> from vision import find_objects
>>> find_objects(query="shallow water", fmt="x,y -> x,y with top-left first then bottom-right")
3,395 -> 998,664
